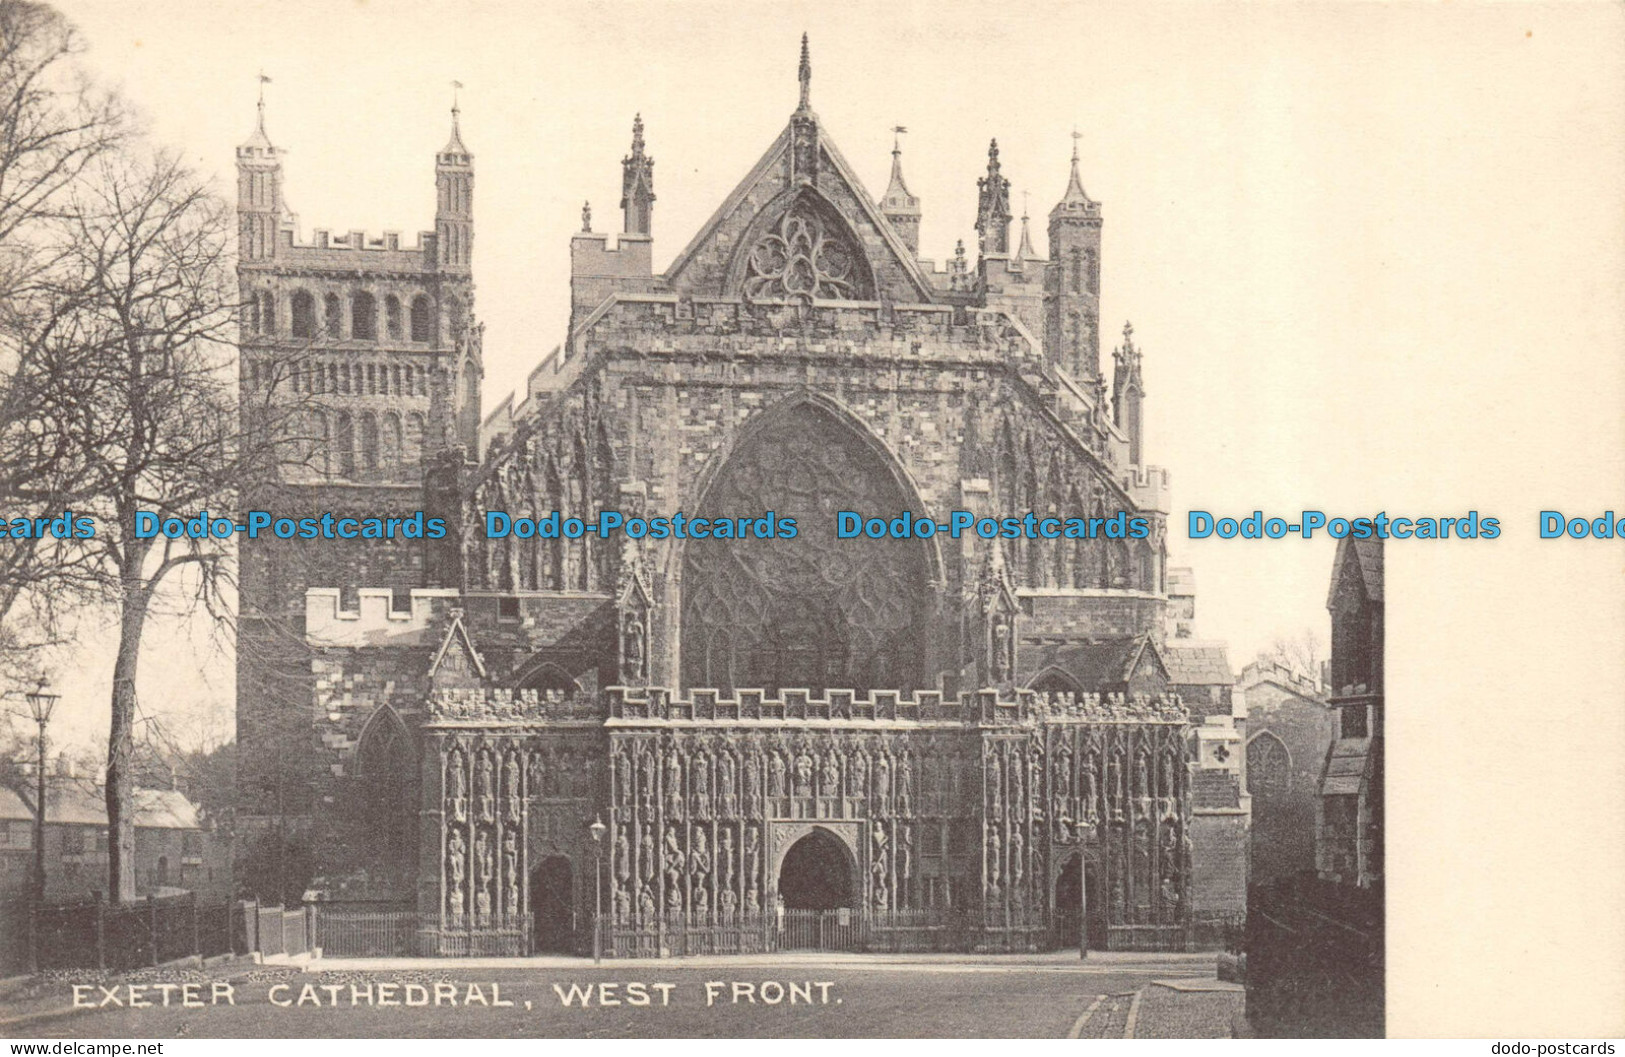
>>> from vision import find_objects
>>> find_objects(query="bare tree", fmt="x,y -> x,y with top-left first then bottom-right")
1261,628 -> 1326,688
0,0 -> 123,660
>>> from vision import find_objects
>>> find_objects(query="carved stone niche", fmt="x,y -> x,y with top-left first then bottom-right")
978,542 -> 1020,689
617,549 -> 652,687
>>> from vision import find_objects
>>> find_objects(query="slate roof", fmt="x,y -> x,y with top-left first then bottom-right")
0,782 -> 202,830
1329,538 -> 1384,606
1319,737 -> 1374,797
1164,642 -> 1233,686
1023,635 -> 1164,691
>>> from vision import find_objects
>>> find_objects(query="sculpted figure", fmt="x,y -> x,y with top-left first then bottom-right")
744,753 -> 761,812
718,754 -> 737,814
897,752 -> 913,816
446,828 -> 466,911
874,754 -> 891,803
849,750 -> 868,797
988,752 -> 1003,814
615,829 -> 631,883
638,751 -> 655,809
692,755 -> 711,818
477,753 -> 495,822
769,751 -> 787,799
665,746 -> 683,817
793,751 -> 813,799
822,749 -> 840,799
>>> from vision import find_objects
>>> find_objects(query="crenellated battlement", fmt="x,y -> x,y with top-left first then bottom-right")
305,587 -> 461,647
1122,464 -> 1173,514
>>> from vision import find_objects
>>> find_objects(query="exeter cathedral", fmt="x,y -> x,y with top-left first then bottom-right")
234,38 -> 1247,957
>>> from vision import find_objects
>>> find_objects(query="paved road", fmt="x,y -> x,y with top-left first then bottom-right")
7,960 -> 1232,1038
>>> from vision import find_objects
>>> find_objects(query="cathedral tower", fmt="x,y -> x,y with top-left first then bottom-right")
235,90 -> 281,264
435,101 -> 474,273
881,127 -> 921,257
1044,133 -> 1104,382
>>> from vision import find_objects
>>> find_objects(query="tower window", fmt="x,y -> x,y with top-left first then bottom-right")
447,296 -> 465,338
259,291 -> 276,334
360,412 -> 379,473
291,290 -> 316,338
352,292 -> 377,340
324,293 -> 342,339
336,412 -> 355,478
385,296 -> 403,340
410,295 -> 434,343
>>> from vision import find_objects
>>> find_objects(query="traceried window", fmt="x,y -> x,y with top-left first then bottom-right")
739,193 -> 875,303
681,401 -> 929,694
1247,732 -> 1292,798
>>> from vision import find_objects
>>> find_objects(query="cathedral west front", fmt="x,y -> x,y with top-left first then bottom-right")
234,38 -> 1247,957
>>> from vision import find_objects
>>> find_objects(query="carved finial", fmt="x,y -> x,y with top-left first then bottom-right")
631,112 -> 645,154
240,72 -> 275,154
582,201 -> 592,233
1122,320 -> 1134,347
452,79 -> 463,119
798,33 -> 811,111
892,124 -> 907,154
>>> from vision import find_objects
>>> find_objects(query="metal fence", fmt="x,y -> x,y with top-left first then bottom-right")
314,909 -> 419,957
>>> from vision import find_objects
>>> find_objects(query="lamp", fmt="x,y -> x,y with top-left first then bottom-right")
589,815 -> 606,964
25,677 -> 60,973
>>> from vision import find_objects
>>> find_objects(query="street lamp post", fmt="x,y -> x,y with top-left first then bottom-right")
25,678 -> 60,974
589,815 -> 606,965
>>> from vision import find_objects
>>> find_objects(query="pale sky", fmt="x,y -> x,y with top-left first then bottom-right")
27,0 -> 1625,757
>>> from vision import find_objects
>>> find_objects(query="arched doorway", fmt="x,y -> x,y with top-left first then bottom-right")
681,400 -> 933,695
1054,852 -> 1106,951
778,830 -> 854,911
529,856 -> 574,954
776,830 -> 857,951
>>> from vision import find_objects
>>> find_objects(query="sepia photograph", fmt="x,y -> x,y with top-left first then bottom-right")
0,0 -> 1620,1045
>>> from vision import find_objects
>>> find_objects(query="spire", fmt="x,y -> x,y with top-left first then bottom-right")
881,125 -> 922,256
797,32 -> 811,112
885,125 -> 914,199
238,73 -> 275,156
976,138 -> 1012,256
1015,191 -> 1038,263
1112,320 -> 1145,464
621,113 -> 655,235
1052,128 -> 1099,217
441,81 -> 470,158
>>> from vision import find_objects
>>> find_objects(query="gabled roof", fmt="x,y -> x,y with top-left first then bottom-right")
1024,634 -> 1166,691
0,783 -> 202,829
428,608 -> 487,682
1329,538 -> 1384,607
1165,642 -> 1233,686
661,117 -> 937,303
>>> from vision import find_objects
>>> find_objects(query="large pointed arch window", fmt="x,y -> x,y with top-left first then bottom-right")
681,401 -> 929,694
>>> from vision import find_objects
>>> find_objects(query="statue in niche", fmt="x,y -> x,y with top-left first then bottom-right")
638,751 -> 655,810
615,829 -> 631,884
769,750 -> 787,799
719,828 -> 736,889
474,830 -> 494,919
692,885 -> 709,918
614,886 -> 630,918
871,822 -> 889,909
527,754 -> 545,801
900,824 -> 913,881
448,752 -> 468,823
744,752 -> 761,813
988,752 -> 1003,815
665,746 -> 683,818
692,755 -> 711,819
476,753 -> 495,823
1010,752 -> 1024,819
874,754 -> 891,805
663,827 -> 683,898
992,618 -> 1012,683
640,825 -> 655,881
615,748 -> 632,807
897,751 -> 913,816
638,884 -> 656,917
690,827 -> 710,880
821,749 -> 840,799
793,750 -> 813,799
849,749 -> 868,797
745,884 -> 760,914
718,754 -> 737,815
622,611 -> 647,683
505,752 -> 522,822
1029,751 -> 1044,819
1010,826 -> 1025,887
502,829 -> 520,914
987,828 -> 1003,891
719,888 -> 737,917
446,828 -> 466,913
1137,751 -> 1151,799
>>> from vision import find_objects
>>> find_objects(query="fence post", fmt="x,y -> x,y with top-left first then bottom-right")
147,895 -> 159,967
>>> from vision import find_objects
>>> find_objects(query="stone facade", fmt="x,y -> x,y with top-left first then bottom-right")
234,42 -> 1246,953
